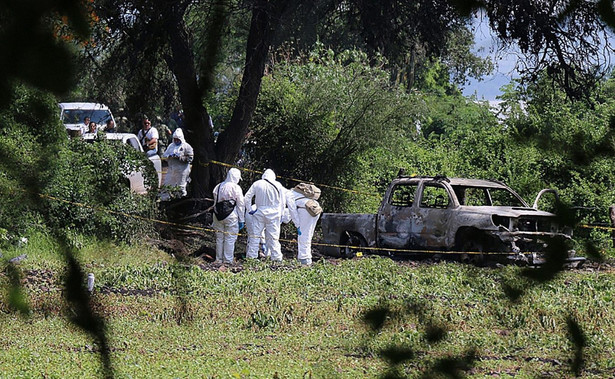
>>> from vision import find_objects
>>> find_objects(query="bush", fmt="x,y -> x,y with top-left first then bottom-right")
0,84 -> 158,243
249,45 -> 420,212
43,135 -> 159,242
0,85 -> 65,233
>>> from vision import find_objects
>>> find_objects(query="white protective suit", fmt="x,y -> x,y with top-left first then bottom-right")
212,168 -> 245,263
245,204 -> 268,258
287,189 -> 321,265
162,129 -> 193,198
244,169 -> 286,261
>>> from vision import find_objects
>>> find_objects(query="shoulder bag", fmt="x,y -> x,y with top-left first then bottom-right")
214,183 -> 236,221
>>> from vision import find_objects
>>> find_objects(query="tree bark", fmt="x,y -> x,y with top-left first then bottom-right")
609,205 -> 615,248
163,0 -> 290,197
163,2 -> 216,199
407,44 -> 416,90
215,0 -> 289,166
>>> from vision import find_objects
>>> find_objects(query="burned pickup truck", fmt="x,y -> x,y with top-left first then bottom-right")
320,175 -> 585,266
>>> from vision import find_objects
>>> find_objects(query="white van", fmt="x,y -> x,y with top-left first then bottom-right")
59,102 -> 115,135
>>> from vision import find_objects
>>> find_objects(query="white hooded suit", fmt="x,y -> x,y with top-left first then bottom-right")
244,169 -> 286,260
162,128 -> 193,197
287,189 -> 321,264
212,168 -> 245,263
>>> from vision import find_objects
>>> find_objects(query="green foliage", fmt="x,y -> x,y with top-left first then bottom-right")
0,85 -> 66,233
0,0 -> 90,105
187,0 -> 248,104
273,0 -> 492,92
249,44 -> 612,222
43,136 -> 158,242
250,45 -> 420,212
253,55 -> 512,214
471,0 -> 612,101
0,85 -> 117,376
72,0 -> 181,118
500,74 -> 615,250
248,51 -> 615,259
413,95 -> 505,178
0,85 -> 158,242
246,44 -> 615,260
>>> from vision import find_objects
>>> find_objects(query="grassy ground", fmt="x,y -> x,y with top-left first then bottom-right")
1,233 -> 615,378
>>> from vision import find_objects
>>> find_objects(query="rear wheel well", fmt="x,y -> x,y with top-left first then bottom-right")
340,231 -> 367,259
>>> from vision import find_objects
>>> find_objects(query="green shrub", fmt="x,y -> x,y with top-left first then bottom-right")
0,85 -> 65,234
0,84 -> 158,243
249,45 -> 420,212
42,135 -> 159,242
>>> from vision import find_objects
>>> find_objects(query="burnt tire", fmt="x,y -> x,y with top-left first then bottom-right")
460,239 -> 485,265
341,232 -> 366,259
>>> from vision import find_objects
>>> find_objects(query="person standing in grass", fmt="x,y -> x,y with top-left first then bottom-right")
245,204 -> 269,259
286,184 -> 322,266
212,168 -> 245,264
244,169 -> 286,261
160,128 -> 193,200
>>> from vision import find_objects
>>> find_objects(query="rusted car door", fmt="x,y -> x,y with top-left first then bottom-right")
413,182 -> 454,249
377,181 -> 420,249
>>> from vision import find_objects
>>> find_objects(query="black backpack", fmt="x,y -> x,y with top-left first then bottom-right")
214,184 -> 236,221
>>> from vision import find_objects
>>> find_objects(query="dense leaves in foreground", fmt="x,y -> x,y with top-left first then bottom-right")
44,136 -> 158,242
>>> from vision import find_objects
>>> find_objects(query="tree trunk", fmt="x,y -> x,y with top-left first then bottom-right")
215,0 -> 289,165
407,45 -> 416,90
164,3 -> 216,199
609,205 -> 615,248
164,0 -> 290,197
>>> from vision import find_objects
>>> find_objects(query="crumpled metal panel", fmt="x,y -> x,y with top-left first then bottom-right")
321,176 -> 575,261
320,213 -> 377,256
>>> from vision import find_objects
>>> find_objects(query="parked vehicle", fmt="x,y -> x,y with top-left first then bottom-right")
320,174 -> 585,266
82,133 -> 162,194
59,102 -> 115,136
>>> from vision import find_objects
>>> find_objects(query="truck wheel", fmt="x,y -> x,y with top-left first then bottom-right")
341,232 -> 366,259
461,240 -> 485,265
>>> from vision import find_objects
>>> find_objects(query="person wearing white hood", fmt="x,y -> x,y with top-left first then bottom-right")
212,168 -> 245,264
286,186 -> 321,265
161,128 -> 194,200
244,169 -> 286,261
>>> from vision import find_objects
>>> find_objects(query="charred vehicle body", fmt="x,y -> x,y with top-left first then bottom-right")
320,175 -> 585,266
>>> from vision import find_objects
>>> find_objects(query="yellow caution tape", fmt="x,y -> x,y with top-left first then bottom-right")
11,189 -> 499,255
208,160 -> 380,198
6,168 -> 613,257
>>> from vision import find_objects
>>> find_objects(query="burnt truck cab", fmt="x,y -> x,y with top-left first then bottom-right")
320,175 -> 585,266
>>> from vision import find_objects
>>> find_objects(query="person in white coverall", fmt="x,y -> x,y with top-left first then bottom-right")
244,169 -> 286,261
161,129 -> 193,199
245,204 -> 268,258
286,188 -> 321,265
212,168 -> 245,263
